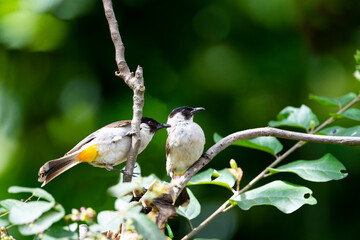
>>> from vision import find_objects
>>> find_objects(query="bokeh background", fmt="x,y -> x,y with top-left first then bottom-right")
1,0 -> 360,239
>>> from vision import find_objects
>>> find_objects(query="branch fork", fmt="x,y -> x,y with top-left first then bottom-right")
102,0 -> 145,183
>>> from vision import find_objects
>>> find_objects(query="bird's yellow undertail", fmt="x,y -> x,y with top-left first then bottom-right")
77,144 -> 98,162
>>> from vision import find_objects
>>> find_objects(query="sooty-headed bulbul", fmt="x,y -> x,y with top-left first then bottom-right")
166,107 -> 206,179
38,117 -> 170,187
166,107 -> 205,205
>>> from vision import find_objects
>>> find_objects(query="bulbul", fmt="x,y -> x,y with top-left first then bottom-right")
38,117 -> 170,187
166,106 -> 206,179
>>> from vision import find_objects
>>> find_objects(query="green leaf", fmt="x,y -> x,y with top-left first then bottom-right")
42,226 -> 78,240
0,217 -> 9,226
214,133 -> 282,156
0,199 -> 18,210
165,224 -> 174,239
188,168 -> 236,190
108,182 -> 140,198
177,189 -> 201,220
0,207 -> 7,213
142,174 -> 161,189
233,137 -> 283,156
0,199 -> 54,225
8,186 -> 55,203
231,181 -> 317,214
268,153 -> 347,182
320,125 -> 360,137
18,204 -> 65,235
355,50 -> 360,65
92,210 -> 123,232
213,132 -> 222,143
268,105 -> 319,131
128,212 -> 167,240
339,108 -> 360,121
310,92 -> 357,108
114,195 -> 133,211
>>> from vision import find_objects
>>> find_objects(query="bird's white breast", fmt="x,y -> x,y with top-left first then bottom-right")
166,122 -> 205,174
90,127 -> 132,167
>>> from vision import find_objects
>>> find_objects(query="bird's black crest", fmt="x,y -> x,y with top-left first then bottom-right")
141,117 -> 169,133
169,106 -> 194,120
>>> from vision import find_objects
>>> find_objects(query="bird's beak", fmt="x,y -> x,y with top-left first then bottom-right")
190,107 -> 205,115
157,123 -> 171,130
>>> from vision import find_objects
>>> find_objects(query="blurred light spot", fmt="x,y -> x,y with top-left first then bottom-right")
19,0 -> 62,13
193,5 -> 230,41
0,0 -> 18,15
239,0 -> 298,28
306,57 -> 348,96
0,11 -> 40,49
0,84 -> 21,175
29,13 -> 67,51
193,44 -> 246,91
0,10 -> 67,51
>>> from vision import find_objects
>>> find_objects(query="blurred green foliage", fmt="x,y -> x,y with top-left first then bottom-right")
1,0 -> 360,239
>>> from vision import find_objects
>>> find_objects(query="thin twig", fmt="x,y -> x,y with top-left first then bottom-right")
181,94 -> 360,240
101,0 -> 145,182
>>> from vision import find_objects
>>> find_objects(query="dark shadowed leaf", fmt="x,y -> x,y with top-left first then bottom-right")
18,204 -> 65,235
310,92 -> 356,108
268,153 -> 347,182
214,133 -> 282,156
177,189 -> 201,220
188,168 -> 236,190
230,181 -> 317,214
128,212 -> 167,240
42,226 -> 78,240
320,125 -> 360,137
268,105 -> 319,131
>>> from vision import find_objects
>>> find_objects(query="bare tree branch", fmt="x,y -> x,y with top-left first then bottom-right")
178,126 -> 360,198
102,0 -> 145,182
180,94 -> 360,240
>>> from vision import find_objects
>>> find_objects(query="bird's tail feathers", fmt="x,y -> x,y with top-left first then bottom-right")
38,151 -> 81,187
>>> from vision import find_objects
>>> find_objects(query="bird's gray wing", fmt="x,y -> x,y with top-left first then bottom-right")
65,120 -> 131,155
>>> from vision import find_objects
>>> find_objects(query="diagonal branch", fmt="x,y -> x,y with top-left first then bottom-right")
177,126 -> 360,199
102,0 -> 145,182
180,94 -> 360,240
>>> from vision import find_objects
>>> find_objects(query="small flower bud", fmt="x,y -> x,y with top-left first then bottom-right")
310,120 -> 316,131
230,159 -> 238,170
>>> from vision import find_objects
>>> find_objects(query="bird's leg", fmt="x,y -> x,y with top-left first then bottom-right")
105,165 -> 139,177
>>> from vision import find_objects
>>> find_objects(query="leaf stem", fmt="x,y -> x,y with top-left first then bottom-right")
186,218 -> 194,231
